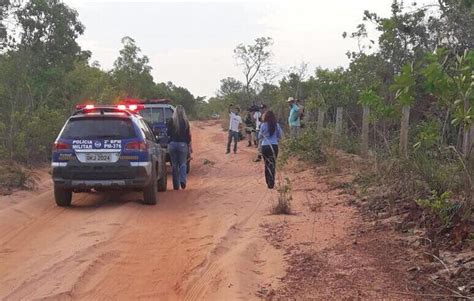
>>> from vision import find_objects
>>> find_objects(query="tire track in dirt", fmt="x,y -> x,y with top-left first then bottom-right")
0,120 -> 277,300
182,190 -> 270,301
0,120 -> 412,300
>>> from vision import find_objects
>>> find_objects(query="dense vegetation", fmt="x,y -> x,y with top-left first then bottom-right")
202,0 -> 473,239
0,0 -> 204,164
1,0 -> 473,231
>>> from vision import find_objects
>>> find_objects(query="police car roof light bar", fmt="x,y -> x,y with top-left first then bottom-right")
73,105 -> 133,116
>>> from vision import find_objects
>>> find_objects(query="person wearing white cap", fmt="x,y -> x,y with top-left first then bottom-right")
287,97 -> 301,138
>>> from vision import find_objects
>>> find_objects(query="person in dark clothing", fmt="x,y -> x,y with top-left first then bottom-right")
167,105 -> 192,190
258,111 -> 283,189
244,111 -> 255,147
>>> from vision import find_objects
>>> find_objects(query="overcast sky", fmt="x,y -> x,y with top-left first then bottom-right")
63,0 -> 407,98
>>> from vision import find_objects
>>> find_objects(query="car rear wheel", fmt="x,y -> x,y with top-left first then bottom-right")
158,161 -> 167,192
143,169 -> 157,205
54,186 -> 72,207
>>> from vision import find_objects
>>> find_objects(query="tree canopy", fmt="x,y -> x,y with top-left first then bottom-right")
0,0 -> 202,163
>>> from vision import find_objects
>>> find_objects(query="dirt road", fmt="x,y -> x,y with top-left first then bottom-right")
0,121 -> 411,300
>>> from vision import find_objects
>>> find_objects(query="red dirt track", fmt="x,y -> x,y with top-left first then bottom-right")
0,121 -> 410,300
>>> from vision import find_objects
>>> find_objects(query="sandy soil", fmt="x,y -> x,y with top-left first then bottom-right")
0,121 -> 412,300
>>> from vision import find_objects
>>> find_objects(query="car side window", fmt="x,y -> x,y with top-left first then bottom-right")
138,119 -> 155,142
165,108 -> 173,123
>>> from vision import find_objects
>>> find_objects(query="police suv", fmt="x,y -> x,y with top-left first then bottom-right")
127,99 -> 191,173
131,99 -> 175,150
51,104 -> 167,206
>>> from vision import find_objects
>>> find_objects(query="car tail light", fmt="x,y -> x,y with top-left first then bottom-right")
53,142 -> 71,150
125,141 -> 147,151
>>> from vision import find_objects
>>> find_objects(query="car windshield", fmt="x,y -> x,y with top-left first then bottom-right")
139,108 -> 164,124
61,117 -> 136,139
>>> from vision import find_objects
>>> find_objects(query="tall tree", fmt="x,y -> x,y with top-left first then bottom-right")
433,0 -> 474,51
391,62 -> 417,158
217,77 -> 243,97
234,37 -> 273,101
16,0 -> 85,69
111,36 -> 155,98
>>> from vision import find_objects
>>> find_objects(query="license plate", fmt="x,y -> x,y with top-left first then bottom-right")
85,153 -> 111,162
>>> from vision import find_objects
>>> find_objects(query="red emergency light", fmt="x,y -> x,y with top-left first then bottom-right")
116,104 -> 143,111
75,103 -> 143,112
75,104 -> 95,110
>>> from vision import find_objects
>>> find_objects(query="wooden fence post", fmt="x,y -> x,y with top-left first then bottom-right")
335,107 -> 343,136
361,105 -> 370,158
399,105 -> 410,158
317,107 -> 325,132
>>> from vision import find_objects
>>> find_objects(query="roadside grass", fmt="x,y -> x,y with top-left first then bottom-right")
0,162 -> 37,194
272,177 -> 292,215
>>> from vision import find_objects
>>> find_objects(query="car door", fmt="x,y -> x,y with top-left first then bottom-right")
138,119 -> 160,162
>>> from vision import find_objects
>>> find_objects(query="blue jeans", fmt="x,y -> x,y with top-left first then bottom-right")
227,130 -> 239,153
168,142 -> 188,190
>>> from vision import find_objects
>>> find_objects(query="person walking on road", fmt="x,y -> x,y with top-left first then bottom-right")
287,97 -> 301,138
253,107 -> 262,148
258,111 -> 283,189
244,111 -> 255,147
253,104 -> 268,162
167,105 -> 192,190
227,104 -> 242,154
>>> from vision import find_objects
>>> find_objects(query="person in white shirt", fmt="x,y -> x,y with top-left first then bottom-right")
227,104 -> 242,154
253,104 -> 267,162
253,110 -> 262,137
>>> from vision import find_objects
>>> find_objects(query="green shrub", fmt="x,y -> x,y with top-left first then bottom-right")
416,190 -> 462,227
0,163 -> 36,190
335,133 -> 360,155
272,177 -> 292,215
280,125 -> 326,165
413,120 -> 440,152
9,107 -> 66,163
411,151 -> 465,194
377,157 -> 431,200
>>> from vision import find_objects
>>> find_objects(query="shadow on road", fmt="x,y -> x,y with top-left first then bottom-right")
68,191 -> 144,210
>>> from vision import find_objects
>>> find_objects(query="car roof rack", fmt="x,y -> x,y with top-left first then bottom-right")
121,98 -> 171,105
143,98 -> 171,104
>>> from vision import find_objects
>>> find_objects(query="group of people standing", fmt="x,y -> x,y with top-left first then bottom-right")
166,97 -> 303,192
226,97 -> 303,189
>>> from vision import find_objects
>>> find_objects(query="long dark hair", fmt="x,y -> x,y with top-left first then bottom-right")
263,111 -> 277,136
172,105 -> 189,136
